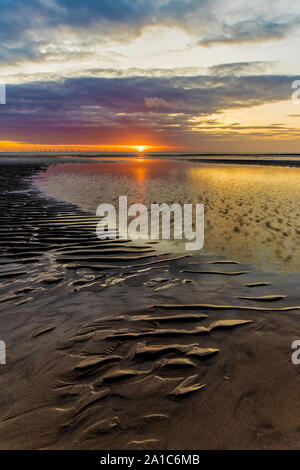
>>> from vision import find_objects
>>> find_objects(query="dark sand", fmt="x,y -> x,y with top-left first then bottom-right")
0,157 -> 300,449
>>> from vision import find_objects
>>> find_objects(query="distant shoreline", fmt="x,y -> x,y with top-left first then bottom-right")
1,152 -> 300,167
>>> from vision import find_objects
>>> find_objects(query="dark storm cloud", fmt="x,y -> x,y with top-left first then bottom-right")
0,73 -> 295,144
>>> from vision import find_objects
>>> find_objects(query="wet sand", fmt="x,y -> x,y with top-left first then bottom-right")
0,157 -> 300,450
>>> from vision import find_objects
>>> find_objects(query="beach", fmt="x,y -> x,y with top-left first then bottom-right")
0,154 -> 300,450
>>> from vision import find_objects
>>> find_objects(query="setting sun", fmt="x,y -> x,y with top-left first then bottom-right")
136,145 -> 145,152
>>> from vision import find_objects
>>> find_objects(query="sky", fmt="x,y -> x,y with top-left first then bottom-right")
0,0 -> 300,152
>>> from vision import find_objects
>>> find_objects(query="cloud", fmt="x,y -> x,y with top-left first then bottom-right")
0,72 -> 296,146
2,62 -> 277,86
208,62 -> 274,77
0,0 -> 300,67
144,97 -> 178,109
195,18 -> 300,46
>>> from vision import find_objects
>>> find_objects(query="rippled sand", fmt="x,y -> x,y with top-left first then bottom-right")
0,156 -> 300,450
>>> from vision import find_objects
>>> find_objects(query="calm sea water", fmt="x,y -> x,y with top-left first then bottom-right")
34,157 -> 300,273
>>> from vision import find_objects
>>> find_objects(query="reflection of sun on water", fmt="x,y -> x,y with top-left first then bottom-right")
134,166 -> 147,182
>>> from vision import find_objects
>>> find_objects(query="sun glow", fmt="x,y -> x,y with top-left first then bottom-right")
0,141 -> 167,153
